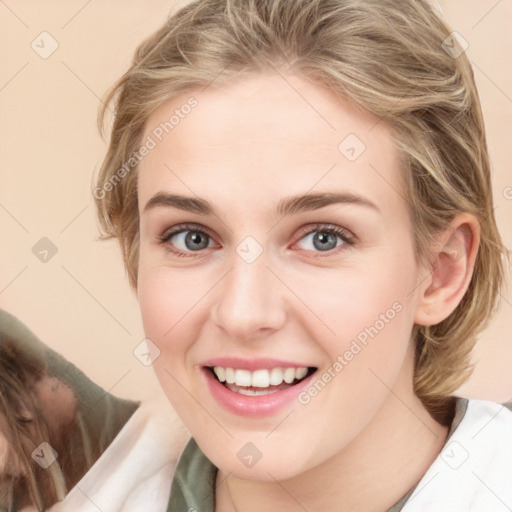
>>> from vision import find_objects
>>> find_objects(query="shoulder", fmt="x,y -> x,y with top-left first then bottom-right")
450,398 -> 512,478
402,397 -> 512,511
51,396 -> 190,511
466,397 -> 512,428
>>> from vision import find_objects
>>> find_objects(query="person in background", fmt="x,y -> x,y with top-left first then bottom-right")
0,309 -> 138,511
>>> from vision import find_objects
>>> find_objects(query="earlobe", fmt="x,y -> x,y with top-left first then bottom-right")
414,214 -> 480,326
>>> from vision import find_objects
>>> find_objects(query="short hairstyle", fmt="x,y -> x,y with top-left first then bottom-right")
94,0 -> 507,421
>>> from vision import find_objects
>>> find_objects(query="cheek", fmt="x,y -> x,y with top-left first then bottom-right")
138,262 -> 208,344
137,261 -> 214,395
137,265 -> 216,433
288,248 -> 418,397
284,251 -> 417,345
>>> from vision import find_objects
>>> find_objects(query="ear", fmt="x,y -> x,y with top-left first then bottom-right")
414,213 -> 480,326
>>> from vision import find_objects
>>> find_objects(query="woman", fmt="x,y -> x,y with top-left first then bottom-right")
91,0 -> 511,509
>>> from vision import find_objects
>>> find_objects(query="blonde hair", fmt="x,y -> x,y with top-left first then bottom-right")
94,0 -> 507,421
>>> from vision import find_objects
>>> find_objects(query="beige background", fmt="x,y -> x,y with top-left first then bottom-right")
0,0 -> 511,403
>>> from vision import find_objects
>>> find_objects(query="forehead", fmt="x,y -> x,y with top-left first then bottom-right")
138,72 -> 405,217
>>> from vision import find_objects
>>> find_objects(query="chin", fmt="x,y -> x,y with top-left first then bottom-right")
198,433 -> 318,483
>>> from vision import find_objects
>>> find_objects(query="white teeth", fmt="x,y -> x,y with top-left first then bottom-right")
251,369 -> 270,387
213,367 -> 226,382
295,367 -> 308,380
212,366 -> 310,388
225,367 -> 236,384
269,367 -> 283,386
234,369 -> 252,387
232,385 -> 280,396
283,368 -> 296,384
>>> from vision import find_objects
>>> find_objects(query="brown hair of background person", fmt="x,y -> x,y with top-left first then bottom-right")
0,310 -> 138,511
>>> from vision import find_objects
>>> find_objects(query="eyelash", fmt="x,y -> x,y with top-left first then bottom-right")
157,222 -> 355,258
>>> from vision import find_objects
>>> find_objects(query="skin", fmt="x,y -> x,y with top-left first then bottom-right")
136,72 -> 479,511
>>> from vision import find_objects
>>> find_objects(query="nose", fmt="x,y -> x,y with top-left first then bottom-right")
210,253 -> 287,341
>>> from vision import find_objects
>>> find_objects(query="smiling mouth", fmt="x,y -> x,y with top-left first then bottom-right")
207,366 -> 317,396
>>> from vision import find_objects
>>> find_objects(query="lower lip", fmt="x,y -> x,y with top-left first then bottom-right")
203,368 -> 316,417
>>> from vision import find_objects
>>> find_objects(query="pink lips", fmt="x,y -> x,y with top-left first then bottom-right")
201,358 -> 316,417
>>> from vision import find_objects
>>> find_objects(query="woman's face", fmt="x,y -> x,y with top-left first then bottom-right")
137,72 -> 428,480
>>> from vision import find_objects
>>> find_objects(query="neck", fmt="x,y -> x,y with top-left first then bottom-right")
216,349 -> 450,512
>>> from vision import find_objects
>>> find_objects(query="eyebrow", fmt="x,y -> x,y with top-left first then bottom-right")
143,191 -> 380,217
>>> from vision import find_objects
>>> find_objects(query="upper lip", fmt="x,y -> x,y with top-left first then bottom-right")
202,357 -> 315,371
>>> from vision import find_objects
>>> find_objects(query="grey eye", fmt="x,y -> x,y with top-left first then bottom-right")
297,230 -> 345,252
170,230 -> 213,251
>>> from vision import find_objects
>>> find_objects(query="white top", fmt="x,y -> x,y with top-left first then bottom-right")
35,398 -> 512,511
402,399 -> 512,511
